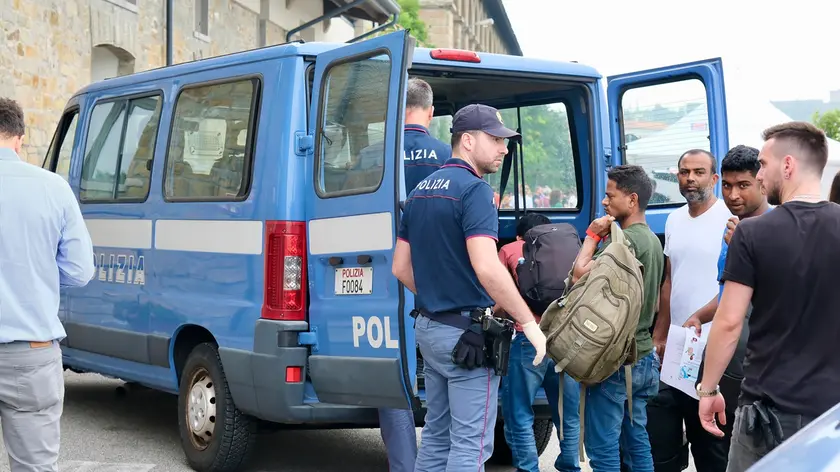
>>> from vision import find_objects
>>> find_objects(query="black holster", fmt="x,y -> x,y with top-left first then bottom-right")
481,313 -> 515,377
418,308 -> 514,376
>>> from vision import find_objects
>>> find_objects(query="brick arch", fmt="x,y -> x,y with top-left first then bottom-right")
91,44 -> 136,82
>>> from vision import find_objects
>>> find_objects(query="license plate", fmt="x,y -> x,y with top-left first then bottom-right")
335,266 -> 373,295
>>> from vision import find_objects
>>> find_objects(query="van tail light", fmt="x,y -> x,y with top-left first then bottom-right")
262,221 -> 307,321
429,48 -> 481,63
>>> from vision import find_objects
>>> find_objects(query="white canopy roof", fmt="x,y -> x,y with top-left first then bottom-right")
625,93 -> 840,198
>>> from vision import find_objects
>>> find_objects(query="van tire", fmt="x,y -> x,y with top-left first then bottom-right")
178,342 -> 257,472
490,418 -> 553,464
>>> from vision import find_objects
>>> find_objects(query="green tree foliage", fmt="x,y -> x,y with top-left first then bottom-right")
372,0 -> 433,47
812,109 -> 840,141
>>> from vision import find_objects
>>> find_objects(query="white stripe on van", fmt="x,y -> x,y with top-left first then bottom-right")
309,212 -> 393,255
85,219 -> 153,249
154,220 -> 263,254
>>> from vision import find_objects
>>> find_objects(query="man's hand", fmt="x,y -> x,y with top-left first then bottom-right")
653,330 -> 667,361
521,321 -> 546,366
698,393 -> 727,437
683,314 -> 702,336
588,215 -> 615,238
723,216 -> 739,245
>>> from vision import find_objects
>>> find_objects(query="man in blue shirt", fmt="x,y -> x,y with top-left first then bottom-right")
0,97 -> 95,471
402,77 -> 451,191
377,78 -> 452,472
392,104 -> 547,471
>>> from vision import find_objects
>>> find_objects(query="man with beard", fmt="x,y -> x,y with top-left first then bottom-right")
392,104 -> 547,471
648,145 -> 770,472
648,149 -> 732,472
698,122 -> 840,471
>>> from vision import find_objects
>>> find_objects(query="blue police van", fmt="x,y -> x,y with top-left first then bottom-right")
40,25 -> 729,471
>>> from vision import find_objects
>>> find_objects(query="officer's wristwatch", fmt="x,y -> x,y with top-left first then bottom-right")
696,383 -> 720,398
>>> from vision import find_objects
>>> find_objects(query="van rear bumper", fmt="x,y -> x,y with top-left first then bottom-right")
218,319 -> 383,425
219,319 -> 553,426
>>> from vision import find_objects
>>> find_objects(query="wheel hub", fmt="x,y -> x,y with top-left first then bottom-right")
187,372 -> 216,445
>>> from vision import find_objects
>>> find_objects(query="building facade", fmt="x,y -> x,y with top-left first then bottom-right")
418,0 -> 521,55
0,0 -> 389,165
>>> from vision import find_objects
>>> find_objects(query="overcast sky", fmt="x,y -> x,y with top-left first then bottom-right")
501,0 -> 840,103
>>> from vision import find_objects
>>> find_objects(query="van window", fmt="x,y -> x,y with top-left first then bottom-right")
430,101 -> 579,210
620,79 -> 709,205
315,54 -> 391,197
55,114 -> 79,181
43,109 -> 79,181
164,79 -> 257,201
81,95 -> 162,202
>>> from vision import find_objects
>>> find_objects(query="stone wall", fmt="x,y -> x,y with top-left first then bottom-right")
0,0 -> 350,165
419,0 -> 514,55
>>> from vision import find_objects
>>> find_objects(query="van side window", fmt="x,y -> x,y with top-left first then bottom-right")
164,79 -> 258,201
80,95 -> 162,202
315,54 -> 390,197
43,110 -> 80,182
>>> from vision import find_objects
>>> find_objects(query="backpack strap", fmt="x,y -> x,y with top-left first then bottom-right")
625,365 -> 633,423
578,384 -> 586,459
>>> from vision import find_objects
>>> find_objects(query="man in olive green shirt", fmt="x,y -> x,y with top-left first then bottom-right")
570,164 -> 664,472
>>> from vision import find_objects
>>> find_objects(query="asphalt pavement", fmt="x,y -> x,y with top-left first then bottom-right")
0,372 -> 695,471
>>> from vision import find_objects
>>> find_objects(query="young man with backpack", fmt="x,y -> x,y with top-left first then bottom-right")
565,165 -> 664,472
495,212 -> 582,472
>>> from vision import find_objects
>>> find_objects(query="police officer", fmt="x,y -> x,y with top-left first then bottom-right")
403,77 -> 450,191
376,78 -> 451,472
392,103 -> 547,471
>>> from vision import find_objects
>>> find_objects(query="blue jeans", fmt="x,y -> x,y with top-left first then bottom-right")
500,334 -> 581,472
414,314 -> 501,472
583,351 -> 660,472
379,408 -> 417,472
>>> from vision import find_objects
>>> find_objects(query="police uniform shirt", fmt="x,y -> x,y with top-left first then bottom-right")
398,157 -> 497,314
403,124 -> 451,191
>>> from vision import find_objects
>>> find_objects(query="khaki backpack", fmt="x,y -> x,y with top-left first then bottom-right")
539,221 -> 645,449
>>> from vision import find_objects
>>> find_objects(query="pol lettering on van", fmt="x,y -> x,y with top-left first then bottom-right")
352,315 -> 399,349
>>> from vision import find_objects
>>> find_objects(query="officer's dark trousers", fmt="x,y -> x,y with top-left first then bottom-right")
647,384 -> 733,472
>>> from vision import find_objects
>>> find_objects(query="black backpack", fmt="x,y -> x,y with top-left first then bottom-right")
516,223 -> 582,315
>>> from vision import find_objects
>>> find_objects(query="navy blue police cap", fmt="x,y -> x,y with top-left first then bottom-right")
450,104 -> 520,139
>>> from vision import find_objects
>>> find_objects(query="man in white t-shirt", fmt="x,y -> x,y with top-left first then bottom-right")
648,149 -> 733,472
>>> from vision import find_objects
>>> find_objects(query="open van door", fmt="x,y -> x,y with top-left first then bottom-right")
607,58 -> 729,234
304,30 -> 418,410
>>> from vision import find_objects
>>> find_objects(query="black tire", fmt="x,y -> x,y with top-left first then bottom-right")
490,418 -> 554,464
177,342 -> 257,472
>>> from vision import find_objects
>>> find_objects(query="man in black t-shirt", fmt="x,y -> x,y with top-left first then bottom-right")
697,121 -> 840,472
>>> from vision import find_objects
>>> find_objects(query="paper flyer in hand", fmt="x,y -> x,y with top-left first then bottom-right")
660,325 -> 707,400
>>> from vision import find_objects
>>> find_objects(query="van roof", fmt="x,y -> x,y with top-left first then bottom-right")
73,41 -> 601,98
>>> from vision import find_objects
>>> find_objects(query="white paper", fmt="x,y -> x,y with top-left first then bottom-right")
660,325 -> 707,400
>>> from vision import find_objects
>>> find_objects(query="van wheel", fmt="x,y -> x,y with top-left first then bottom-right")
177,342 -> 257,472
490,418 -> 553,464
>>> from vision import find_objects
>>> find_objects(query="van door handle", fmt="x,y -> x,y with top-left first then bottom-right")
357,255 -> 372,264
328,257 -> 343,266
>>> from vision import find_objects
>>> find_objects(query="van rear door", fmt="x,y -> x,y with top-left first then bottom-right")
606,58 -> 729,234
304,30 -> 418,409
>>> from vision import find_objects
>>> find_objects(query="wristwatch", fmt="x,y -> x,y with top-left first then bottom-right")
696,383 -> 720,398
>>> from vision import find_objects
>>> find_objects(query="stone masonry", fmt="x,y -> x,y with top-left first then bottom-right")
418,0 -> 517,55
0,0 -> 357,165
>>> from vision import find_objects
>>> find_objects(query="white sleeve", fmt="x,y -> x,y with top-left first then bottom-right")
663,214 -> 672,258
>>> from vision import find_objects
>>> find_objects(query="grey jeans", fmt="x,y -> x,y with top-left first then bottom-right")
0,341 -> 64,472
726,403 -> 815,472
414,314 -> 500,472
